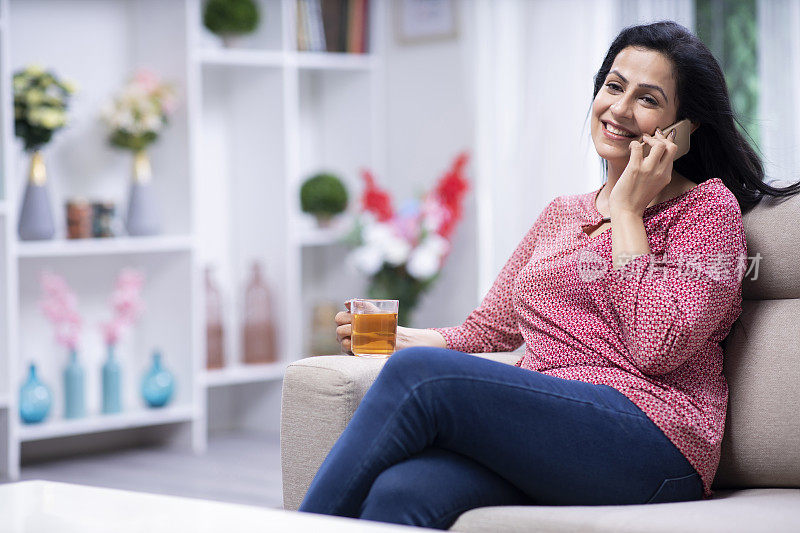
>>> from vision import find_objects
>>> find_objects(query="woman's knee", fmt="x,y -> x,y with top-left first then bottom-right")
359,459 -> 446,528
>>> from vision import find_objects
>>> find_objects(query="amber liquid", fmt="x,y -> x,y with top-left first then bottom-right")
351,312 -> 398,357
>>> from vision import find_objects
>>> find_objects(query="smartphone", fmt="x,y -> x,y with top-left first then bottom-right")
641,118 -> 692,160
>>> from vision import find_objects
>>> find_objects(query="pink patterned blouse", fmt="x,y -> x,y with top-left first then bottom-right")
431,178 -> 747,498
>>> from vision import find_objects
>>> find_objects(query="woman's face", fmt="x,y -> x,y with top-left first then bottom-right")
591,46 -> 679,166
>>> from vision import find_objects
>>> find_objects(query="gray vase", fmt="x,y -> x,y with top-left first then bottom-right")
18,151 -> 55,241
125,150 -> 161,237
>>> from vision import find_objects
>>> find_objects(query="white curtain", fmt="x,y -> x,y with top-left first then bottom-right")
758,0 -> 800,186
473,0 -> 616,295
617,0 -> 694,29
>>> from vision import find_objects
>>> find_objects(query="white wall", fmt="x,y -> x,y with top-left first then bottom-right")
382,1 -> 478,329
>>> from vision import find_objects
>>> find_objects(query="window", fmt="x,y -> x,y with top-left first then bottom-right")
695,0 -> 760,148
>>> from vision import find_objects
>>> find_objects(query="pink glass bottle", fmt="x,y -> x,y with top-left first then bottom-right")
243,262 -> 277,364
205,266 -> 225,369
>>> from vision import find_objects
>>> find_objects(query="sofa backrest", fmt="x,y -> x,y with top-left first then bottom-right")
713,191 -> 800,489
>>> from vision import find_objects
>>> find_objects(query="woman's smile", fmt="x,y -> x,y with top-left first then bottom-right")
601,120 -> 638,140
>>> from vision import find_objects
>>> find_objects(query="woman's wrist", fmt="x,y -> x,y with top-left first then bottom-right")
610,210 -> 651,270
396,326 -> 447,350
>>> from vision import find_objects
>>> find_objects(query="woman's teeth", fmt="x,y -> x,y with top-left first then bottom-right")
605,123 -> 636,137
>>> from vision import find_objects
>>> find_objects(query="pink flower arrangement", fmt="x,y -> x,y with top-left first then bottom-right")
350,151 -> 471,281
39,271 -> 82,351
347,152 -> 470,325
101,68 -> 177,152
100,269 -> 145,346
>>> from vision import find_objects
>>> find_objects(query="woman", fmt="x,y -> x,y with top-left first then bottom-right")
299,21 -> 800,529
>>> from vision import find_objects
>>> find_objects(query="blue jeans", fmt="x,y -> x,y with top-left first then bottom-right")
299,347 -> 703,529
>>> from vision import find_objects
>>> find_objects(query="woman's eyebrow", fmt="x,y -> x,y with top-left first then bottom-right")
608,69 -> 669,103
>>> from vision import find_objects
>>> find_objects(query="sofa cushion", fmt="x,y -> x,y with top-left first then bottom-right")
741,192 -> 800,300
449,488 -> 800,532
715,298 -> 800,488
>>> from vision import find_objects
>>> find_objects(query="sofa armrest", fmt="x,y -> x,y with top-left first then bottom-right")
280,352 -> 520,510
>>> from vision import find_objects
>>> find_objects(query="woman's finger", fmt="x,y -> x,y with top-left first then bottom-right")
335,311 -> 352,326
341,338 -> 352,354
628,140 -> 644,168
336,324 -> 351,342
641,135 -> 667,167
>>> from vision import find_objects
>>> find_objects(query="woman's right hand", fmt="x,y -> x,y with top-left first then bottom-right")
335,300 -> 354,355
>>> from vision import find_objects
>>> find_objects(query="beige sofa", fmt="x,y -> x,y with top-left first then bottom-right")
280,193 -> 800,532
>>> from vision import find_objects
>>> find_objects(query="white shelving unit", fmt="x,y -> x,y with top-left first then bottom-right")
16,235 -> 194,258
0,0 -> 385,480
18,404 -> 197,443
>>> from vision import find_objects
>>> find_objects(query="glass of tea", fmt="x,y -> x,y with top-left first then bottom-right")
348,299 -> 399,358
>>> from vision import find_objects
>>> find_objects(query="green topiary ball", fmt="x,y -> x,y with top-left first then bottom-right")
300,173 -> 349,219
203,0 -> 260,37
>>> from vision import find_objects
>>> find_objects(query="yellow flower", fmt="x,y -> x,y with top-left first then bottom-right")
28,107 -> 66,130
61,79 -> 78,94
25,64 -> 45,77
25,89 -> 45,106
13,76 -> 28,91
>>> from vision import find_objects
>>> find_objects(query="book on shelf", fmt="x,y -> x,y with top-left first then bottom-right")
299,0 -> 370,54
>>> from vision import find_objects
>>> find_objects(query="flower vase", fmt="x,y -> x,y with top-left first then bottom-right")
141,350 -> 174,408
63,350 -> 86,419
19,363 -> 53,424
125,150 -> 161,236
18,150 -> 55,241
102,345 -> 122,414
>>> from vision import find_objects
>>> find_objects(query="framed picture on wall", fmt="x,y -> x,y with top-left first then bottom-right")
394,0 -> 459,44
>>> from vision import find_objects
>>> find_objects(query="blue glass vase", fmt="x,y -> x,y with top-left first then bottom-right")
64,350 -> 86,419
19,363 -> 52,424
141,351 -> 174,408
102,345 -> 122,414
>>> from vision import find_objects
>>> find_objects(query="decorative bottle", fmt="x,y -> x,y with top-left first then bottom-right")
18,150 -> 56,241
243,262 -> 277,364
64,350 -> 86,419
205,266 -> 225,369
19,363 -> 53,424
102,345 -> 122,414
142,350 -> 174,408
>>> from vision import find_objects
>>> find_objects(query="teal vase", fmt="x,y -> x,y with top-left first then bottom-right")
141,351 -> 174,408
63,350 -> 85,419
102,345 -> 122,414
19,363 -> 52,424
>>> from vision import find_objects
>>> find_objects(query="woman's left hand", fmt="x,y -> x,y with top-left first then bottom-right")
608,128 -> 678,217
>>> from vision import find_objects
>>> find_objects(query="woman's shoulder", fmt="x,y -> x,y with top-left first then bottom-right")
682,178 -> 742,218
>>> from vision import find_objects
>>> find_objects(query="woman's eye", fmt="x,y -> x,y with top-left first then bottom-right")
642,96 -> 658,105
606,82 -> 622,92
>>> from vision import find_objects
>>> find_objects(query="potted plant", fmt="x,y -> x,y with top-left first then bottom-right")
13,65 -> 76,241
203,0 -> 261,48
346,152 -> 470,326
101,70 -> 176,237
300,172 -> 349,228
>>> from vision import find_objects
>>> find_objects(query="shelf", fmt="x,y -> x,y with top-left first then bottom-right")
204,362 -> 287,388
16,235 -> 194,259
294,52 -> 378,71
18,404 -> 196,442
296,226 -> 351,247
194,49 -> 378,71
195,48 -> 284,68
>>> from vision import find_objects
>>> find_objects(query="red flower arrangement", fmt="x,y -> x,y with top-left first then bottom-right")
348,151 -> 470,325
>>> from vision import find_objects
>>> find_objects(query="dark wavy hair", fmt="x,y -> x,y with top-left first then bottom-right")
593,21 -> 800,213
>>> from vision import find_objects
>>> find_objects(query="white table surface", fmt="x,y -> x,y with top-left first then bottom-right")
0,480 -> 434,533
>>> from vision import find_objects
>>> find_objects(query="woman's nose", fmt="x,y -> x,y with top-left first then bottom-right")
610,96 -> 633,119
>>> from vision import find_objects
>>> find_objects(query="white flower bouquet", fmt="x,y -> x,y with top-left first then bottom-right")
347,152 -> 470,326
